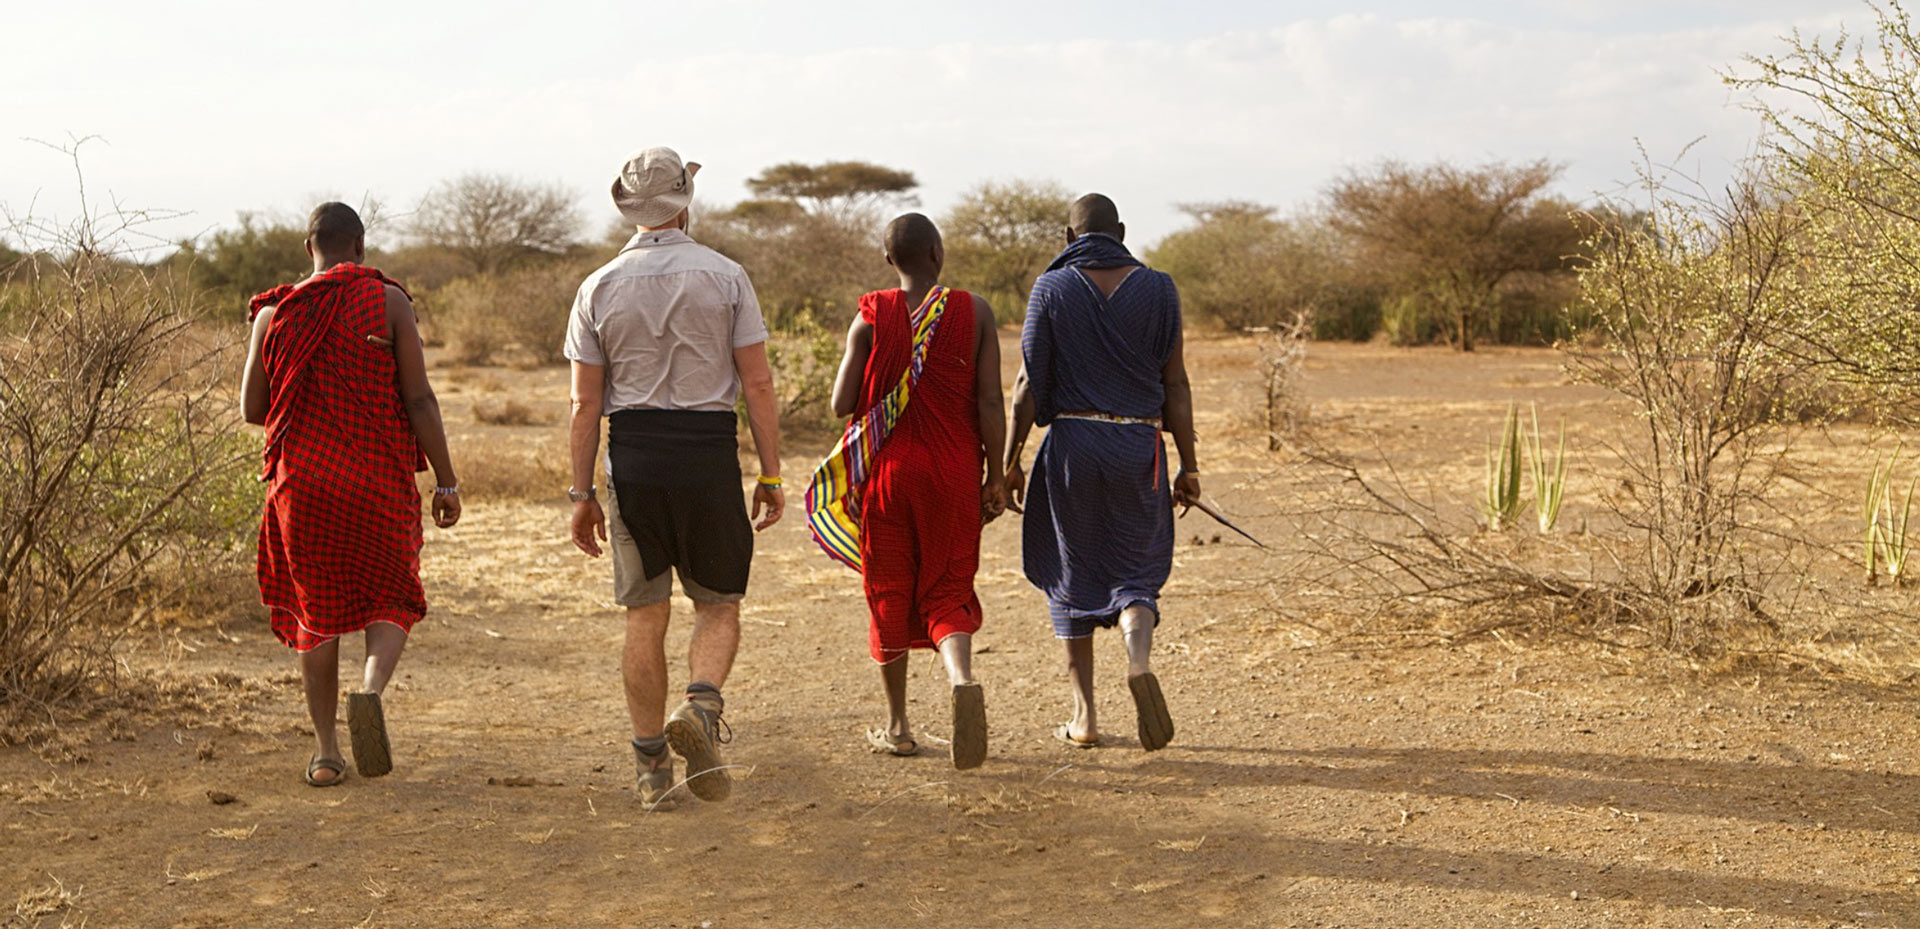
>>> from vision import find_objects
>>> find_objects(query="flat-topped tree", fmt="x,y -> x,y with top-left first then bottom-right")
745,161 -> 918,218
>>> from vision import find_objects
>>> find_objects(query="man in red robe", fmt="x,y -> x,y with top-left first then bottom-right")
241,202 -> 461,787
828,213 -> 1006,769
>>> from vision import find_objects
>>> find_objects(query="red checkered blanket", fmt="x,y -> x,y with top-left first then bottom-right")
249,264 -> 427,650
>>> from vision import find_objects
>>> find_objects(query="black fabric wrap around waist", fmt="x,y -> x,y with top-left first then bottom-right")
607,409 -> 741,487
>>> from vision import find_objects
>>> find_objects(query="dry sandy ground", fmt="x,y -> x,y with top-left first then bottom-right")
6,339 -> 1920,928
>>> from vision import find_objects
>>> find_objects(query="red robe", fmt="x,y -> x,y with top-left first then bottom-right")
249,264 -> 427,651
856,288 -> 985,662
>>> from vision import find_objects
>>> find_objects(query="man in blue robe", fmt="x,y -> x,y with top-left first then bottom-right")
1005,193 -> 1201,752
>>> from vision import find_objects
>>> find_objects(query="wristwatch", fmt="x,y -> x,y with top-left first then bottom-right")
567,486 -> 596,503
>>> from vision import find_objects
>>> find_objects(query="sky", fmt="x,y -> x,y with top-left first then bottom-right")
0,0 -> 1872,255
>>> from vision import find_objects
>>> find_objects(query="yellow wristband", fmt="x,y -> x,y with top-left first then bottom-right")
757,475 -> 783,488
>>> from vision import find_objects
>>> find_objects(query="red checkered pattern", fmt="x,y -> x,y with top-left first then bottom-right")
249,264 -> 428,651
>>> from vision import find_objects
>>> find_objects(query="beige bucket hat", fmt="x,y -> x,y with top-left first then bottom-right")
612,147 -> 701,227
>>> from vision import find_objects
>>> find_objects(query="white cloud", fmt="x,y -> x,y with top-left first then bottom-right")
0,4 -> 1868,254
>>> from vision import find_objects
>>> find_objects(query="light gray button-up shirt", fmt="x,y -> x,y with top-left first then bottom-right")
564,228 -> 769,415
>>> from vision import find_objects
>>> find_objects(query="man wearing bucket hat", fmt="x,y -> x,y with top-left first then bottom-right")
564,147 -> 784,808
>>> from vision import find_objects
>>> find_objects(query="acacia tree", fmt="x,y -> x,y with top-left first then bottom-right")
1563,170 -> 1835,645
1328,159 -> 1579,350
410,174 -> 580,275
745,161 -> 918,218
702,161 -> 920,328
940,179 -> 1072,308
1728,1 -> 1920,411
1148,202 -> 1355,331
698,197 -> 892,329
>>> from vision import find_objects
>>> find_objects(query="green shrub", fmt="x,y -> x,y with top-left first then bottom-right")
430,259 -> 590,366
179,213 -> 310,314
763,307 -> 846,433
1,248 -> 252,702
1381,292 -> 1443,346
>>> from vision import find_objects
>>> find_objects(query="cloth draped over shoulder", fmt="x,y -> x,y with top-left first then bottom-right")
249,264 -> 428,651
1021,234 -> 1182,636
805,286 -> 952,571
847,288 -> 986,662
1024,233 -> 1177,425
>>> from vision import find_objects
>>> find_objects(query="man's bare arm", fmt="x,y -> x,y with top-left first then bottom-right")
830,316 -> 874,419
568,360 -> 607,556
734,341 -> 785,530
1161,327 -> 1201,506
241,308 -> 273,426
1004,366 -> 1035,473
386,285 -> 460,527
974,297 -> 1008,522
1002,365 -> 1035,512
974,297 -> 1007,485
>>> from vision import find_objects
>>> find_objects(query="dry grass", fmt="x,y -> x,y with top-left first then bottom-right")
472,399 -> 547,427
0,666 -> 294,764
454,438 -> 567,501
430,261 -> 588,367
13,876 -> 82,921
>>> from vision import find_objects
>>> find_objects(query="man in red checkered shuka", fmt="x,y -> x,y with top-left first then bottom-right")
241,202 -> 461,788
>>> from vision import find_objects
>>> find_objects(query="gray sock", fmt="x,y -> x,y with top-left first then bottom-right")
685,681 -> 724,714
632,735 -> 668,756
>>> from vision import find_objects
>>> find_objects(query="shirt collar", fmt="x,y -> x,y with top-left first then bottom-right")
621,227 -> 694,253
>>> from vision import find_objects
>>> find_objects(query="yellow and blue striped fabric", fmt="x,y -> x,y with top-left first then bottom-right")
805,286 -> 951,571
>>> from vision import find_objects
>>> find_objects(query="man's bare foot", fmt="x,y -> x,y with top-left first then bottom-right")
866,726 -> 919,756
951,683 -> 987,770
1053,722 -> 1100,748
347,691 -> 392,778
1128,671 -> 1175,751
305,754 -> 346,787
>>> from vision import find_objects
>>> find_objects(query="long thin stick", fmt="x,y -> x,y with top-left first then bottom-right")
1185,498 -> 1268,548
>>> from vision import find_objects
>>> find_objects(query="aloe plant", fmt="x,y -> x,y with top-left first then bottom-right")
1865,445 -> 1900,585
1883,476 -> 1917,586
1482,403 -> 1525,531
1526,403 -> 1568,533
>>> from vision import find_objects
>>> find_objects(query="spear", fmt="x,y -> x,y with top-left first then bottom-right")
1181,497 -> 1267,549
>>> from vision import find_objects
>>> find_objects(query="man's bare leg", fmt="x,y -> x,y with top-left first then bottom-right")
624,602 -> 671,739
938,633 -> 975,686
1062,635 -> 1097,741
942,633 -> 987,769
667,599 -> 740,802
1120,604 -> 1174,751
299,638 -> 344,782
361,622 -> 408,695
879,653 -> 912,745
686,600 -> 740,690
1119,606 -> 1154,678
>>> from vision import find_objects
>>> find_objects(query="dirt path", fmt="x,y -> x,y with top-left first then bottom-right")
7,340 -> 1919,928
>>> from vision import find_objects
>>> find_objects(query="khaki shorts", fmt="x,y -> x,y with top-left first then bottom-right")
606,475 -> 746,607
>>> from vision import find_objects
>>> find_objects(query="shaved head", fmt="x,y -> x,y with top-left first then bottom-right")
884,212 -> 942,273
307,202 -> 364,256
1068,193 -> 1123,239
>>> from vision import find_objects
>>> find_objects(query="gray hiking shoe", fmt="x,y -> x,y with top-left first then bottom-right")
634,742 -> 676,810
664,699 -> 732,802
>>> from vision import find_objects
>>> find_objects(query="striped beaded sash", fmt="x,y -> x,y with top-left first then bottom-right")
805,286 -> 952,570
